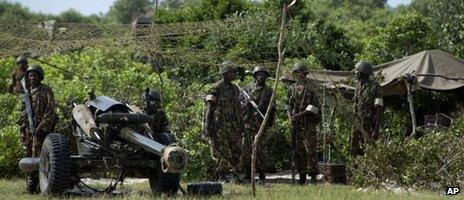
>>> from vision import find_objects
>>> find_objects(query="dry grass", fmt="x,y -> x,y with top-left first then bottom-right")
0,179 -> 460,200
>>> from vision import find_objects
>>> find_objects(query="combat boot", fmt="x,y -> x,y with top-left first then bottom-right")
258,172 -> 266,186
309,173 -> 318,184
26,172 -> 39,194
231,171 -> 244,184
243,169 -> 251,183
299,173 -> 306,185
217,172 -> 228,183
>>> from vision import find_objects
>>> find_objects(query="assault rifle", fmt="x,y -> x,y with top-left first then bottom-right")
236,84 -> 265,118
20,78 -> 35,137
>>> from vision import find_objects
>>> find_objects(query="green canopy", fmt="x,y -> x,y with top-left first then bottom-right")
305,50 -> 464,96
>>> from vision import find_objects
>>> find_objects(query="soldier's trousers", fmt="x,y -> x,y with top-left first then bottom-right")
350,118 -> 373,156
350,130 -> 364,156
22,130 -> 47,193
211,131 -> 243,174
294,126 -> 318,176
242,125 -> 268,174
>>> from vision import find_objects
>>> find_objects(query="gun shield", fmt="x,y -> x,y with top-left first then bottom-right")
72,104 -> 98,138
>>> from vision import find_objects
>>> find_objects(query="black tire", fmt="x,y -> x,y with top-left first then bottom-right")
149,132 -> 180,196
39,133 -> 72,195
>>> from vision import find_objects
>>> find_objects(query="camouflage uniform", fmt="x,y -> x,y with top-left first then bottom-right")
22,83 -> 57,157
145,108 -> 170,134
286,79 -> 320,177
205,80 -> 244,175
241,83 -> 275,175
8,68 -> 27,94
20,65 -> 57,193
141,89 -> 171,135
350,79 -> 382,156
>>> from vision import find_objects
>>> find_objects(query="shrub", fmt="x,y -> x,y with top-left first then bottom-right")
351,113 -> 464,190
0,126 -> 22,178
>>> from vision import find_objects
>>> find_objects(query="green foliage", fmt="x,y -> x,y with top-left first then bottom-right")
0,1 -> 101,23
0,58 -> 16,93
2,0 -> 464,187
107,0 -> 152,24
156,0 -> 251,23
196,0 -> 251,20
57,9 -> 102,24
0,93 -> 21,129
411,0 -> 464,58
352,113 -> 464,189
0,126 -> 22,178
0,47 -> 224,180
358,12 -> 437,65
0,1 -> 48,21
298,18 -> 361,70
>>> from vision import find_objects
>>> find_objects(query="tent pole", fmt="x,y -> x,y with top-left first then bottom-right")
404,78 -> 417,138
322,87 -> 326,163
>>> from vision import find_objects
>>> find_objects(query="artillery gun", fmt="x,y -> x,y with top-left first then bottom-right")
19,95 -> 188,195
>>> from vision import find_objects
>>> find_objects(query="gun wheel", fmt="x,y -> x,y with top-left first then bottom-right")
39,133 -> 72,195
149,132 -> 180,196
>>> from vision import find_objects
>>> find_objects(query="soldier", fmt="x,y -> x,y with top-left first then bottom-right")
241,66 -> 275,184
143,89 -> 171,134
286,61 -> 321,184
203,61 -> 244,182
21,65 -> 57,193
350,61 -> 383,156
8,55 -> 29,94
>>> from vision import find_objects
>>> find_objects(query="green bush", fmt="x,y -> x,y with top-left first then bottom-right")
0,125 -> 22,178
351,113 -> 464,190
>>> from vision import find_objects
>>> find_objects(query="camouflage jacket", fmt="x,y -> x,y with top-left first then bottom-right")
8,68 -> 27,94
243,83 -> 275,126
353,79 -> 382,121
286,79 -> 320,126
206,80 -> 244,132
148,109 -> 170,133
29,83 -> 57,134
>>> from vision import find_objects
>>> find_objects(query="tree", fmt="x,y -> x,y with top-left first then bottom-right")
358,13 -> 437,65
0,1 -> 51,21
196,0 -> 251,20
299,18 -> 361,70
411,0 -> 464,58
0,1 -> 32,21
107,0 -> 152,24
58,9 -> 85,23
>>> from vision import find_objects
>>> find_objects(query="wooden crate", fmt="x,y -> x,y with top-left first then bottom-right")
317,162 -> 347,184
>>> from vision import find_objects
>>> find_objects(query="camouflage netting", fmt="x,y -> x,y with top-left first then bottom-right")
0,19 -> 359,144
0,19 -> 279,68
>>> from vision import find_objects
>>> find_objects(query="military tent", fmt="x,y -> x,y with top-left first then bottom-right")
305,50 -> 464,96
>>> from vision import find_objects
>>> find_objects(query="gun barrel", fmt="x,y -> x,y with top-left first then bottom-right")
119,127 -> 188,172
119,127 -> 164,156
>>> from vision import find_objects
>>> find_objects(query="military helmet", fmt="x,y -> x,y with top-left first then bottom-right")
252,66 -> 269,77
26,65 -> 44,80
16,55 -> 27,64
219,61 -> 236,74
355,61 -> 373,76
292,61 -> 308,73
145,89 -> 161,102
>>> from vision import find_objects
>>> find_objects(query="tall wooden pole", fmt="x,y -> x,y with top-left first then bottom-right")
251,0 -> 297,196
405,78 -> 417,138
